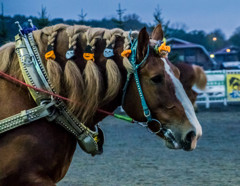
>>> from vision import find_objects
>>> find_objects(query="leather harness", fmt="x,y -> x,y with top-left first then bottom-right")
0,22 -> 179,155
0,21 -> 103,156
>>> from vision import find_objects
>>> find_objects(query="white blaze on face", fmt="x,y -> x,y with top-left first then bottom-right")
161,58 -> 202,137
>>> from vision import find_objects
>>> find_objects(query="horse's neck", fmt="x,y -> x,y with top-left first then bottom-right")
87,57 -> 128,128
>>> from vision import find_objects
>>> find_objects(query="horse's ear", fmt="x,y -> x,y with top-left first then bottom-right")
137,27 -> 149,62
152,24 -> 163,41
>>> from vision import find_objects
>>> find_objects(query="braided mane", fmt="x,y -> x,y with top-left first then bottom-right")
0,24 -> 137,123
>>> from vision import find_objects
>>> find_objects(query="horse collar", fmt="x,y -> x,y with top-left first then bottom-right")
11,20 -> 103,156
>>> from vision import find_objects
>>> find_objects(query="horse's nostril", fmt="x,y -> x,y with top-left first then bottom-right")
185,131 -> 196,143
182,131 -> 197,151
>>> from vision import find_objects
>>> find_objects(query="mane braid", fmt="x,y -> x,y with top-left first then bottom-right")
64,25 -> 89,117
103,59 -> 122,103
102,29 -> 123,103
0,25 -> 139,125
81,27 -> 106,122
41,24 -> 68,94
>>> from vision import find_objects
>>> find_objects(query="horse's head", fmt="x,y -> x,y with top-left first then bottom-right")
122,25 -> 202,151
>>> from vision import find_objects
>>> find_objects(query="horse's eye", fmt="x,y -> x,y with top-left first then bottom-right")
151,75 -> 163,84
166,105 -> 176,110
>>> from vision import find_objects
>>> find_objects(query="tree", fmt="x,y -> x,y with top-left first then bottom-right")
229,27 -> 240,47
152,5 -> 170,37
36,6 -> 50,29
206,29 -> 226,52
113,3 -> 126,29
0,3 -> 8,45
123,13 -> 147,31
229,27 -> 240,60
153,5 -> 164,25
78,9 -> 87,25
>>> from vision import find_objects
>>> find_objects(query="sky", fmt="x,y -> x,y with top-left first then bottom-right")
2,0 -> 240,38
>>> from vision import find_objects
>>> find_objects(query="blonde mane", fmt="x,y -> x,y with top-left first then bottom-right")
0,24 -> 132,123
102,28 -> 124,103
192,65 -> 207,90
64,25 -> 89,117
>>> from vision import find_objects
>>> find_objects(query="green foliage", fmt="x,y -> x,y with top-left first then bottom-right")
206,29 -> 226,52
229,27 -> 240,47
153,5 -> 164,25
78,9 -> 87,25
152,5 -> 170,37
123,14 -> 148,31
168,28 -> 228,52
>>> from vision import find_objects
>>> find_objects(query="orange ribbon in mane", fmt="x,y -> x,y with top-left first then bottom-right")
83,53 -> 95,61
121,49 -> 132,58
158,42 -> 171,53
45,50 -> 56,60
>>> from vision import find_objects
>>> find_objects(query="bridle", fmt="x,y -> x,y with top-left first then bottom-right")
121,33 -> 162,133
121,33 -> 179,148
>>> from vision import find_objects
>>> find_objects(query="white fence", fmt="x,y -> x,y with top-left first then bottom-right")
195,70 -> 240,108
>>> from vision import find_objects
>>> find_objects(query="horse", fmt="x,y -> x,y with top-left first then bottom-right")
0,23 -> 202,185
175,63 -> 207,110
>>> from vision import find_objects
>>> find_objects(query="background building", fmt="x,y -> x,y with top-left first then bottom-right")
214,46 -> 240,69
167,37 -> 216,70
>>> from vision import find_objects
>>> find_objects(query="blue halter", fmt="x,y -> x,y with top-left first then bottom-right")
122,36 -> 152,122
121,38 -> 180,146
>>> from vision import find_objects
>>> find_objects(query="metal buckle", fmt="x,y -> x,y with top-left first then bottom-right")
143,110 -> 151,118
146,119 -> 162,134
40,99 -> 56,118
135,121 -> 148,128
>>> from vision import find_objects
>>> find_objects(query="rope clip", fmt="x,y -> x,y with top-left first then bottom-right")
66,46 -> 75,60
83,45 -> 95,61
45,45 -> 56,60
103,45 -> 114,58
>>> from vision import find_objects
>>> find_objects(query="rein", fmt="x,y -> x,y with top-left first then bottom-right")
0,70 -> 134,123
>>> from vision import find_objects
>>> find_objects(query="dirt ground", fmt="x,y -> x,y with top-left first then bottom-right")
58,103 -> 240,186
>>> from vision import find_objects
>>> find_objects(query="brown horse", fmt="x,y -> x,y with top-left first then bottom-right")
0,24 -> 202,185
175,63 -> 207,108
